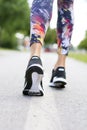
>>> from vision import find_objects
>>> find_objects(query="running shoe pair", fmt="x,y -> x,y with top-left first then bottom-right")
22,56 -> 67,96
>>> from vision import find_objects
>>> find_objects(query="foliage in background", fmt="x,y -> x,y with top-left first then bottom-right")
78,31 -> 87,50
0,0 -> 30,49
0,29 -> 17,49
0,0 -> 57,49
69,52 -> 87,63
44,28 -> 56,45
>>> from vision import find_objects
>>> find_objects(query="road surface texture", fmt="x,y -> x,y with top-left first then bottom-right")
0,50 -> 87,130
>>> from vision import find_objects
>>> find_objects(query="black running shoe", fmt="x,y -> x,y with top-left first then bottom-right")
23,56 -> 44,96
49,69 -> 56,87
49,67 -> 67,88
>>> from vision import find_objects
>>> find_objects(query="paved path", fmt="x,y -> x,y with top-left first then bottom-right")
0,50 -> 87,130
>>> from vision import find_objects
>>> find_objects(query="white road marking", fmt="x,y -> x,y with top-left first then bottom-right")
24,72 -> 63,130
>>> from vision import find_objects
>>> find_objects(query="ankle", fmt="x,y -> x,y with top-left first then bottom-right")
54,54 -> 66,70
30,43 -> 42,58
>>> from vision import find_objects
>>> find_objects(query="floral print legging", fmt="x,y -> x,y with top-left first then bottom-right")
30,0 -> 74,55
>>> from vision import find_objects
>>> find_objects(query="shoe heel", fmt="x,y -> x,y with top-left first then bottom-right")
29,72 -> 43,93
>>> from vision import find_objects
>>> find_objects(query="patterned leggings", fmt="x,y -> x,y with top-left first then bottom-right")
30,0 -> 74,55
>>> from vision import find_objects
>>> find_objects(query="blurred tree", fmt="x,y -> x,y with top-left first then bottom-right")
44,28 -> 56,45
0,0 -> 30,48
78,31 -> 87,50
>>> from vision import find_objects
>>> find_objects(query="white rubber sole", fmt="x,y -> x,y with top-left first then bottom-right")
53,77 -> 67,85
29,72 -> 43,93
49,82 -> 55,87
49,82 -> 65,88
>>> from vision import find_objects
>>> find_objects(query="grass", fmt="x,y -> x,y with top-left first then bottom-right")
69,51 -> 87,63
0,47 -> 13,51
0,47 -> 20,51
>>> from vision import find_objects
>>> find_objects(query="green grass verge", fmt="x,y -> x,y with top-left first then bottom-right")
0,47 -> 19,51
0,47 -> 13,51
69,52 -> 87,63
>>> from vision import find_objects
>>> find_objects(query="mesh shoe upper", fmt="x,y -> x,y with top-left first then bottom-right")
50,69 -> 55,83
49,67 -> 67,87
54,67 -> 66,79
53,67 -> 67,85
27,56 -> 43,67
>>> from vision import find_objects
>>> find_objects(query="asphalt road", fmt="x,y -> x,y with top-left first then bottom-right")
0,50 -> 87,130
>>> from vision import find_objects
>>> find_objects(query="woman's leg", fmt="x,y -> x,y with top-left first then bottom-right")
30,0 -> 54,57
54,0 -> 74,69
23,0 -> 54,96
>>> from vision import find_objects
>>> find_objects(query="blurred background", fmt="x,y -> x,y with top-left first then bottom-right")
0,0 -> 87,54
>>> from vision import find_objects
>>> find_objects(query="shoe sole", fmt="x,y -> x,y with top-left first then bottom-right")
53,77 -> 67,85
49,82 -> 65,88
23,65 -> 44,96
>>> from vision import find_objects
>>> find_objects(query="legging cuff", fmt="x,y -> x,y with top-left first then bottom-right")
57,47 -> 69,56
30,34 -> 43,46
